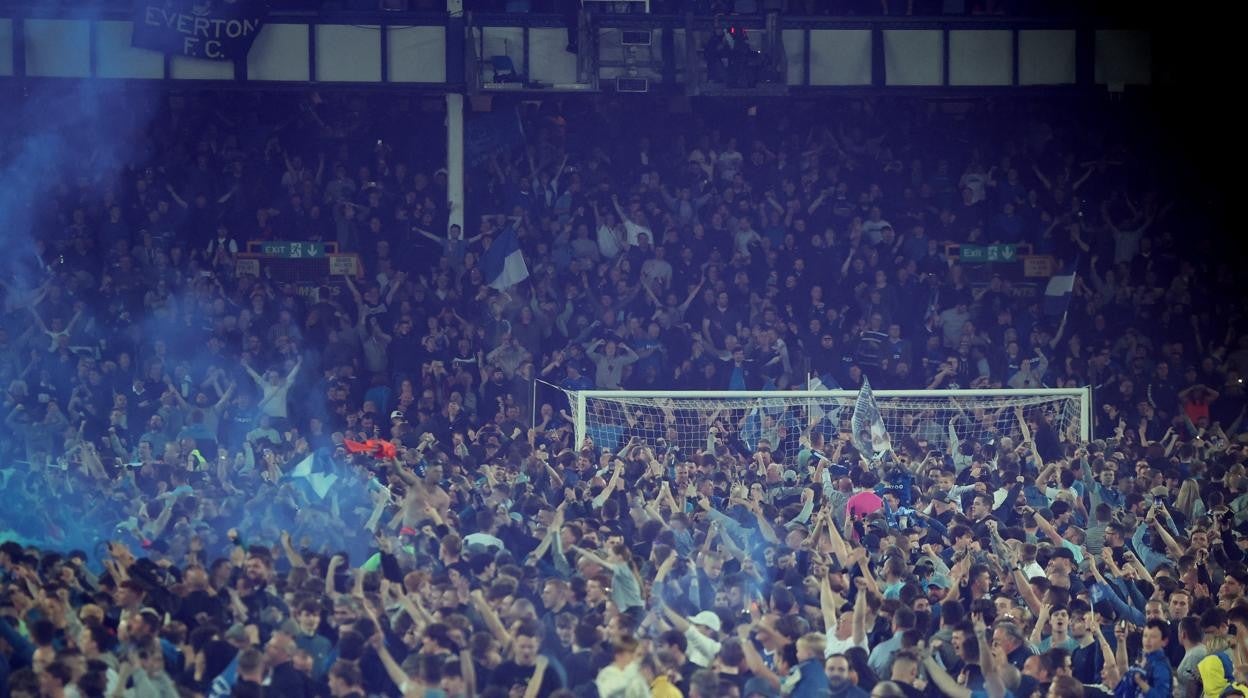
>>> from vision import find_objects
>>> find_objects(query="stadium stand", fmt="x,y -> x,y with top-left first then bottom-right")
0,46 -> 1244,698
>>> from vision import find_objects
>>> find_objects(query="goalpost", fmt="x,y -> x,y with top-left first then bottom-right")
565,388 -> 1091,460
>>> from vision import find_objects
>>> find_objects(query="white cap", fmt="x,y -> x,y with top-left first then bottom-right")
688,611 -> 722,633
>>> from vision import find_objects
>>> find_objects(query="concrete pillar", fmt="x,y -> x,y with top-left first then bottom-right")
446,0 -> 465,231
446,93 -> 465,231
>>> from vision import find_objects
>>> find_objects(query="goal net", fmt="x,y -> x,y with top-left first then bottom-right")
564,388 -> 1090,462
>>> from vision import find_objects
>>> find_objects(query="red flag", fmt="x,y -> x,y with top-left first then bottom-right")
343,439 -> 397,460
375,440 -> 397,460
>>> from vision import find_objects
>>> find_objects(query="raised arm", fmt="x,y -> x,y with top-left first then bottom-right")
1029,603 -> 1051,647
1012,562 -> 1043,617
1032,164 -> 1053,191
591,459 -> 626,509
343,273 -> 364,304
922,642 -> 972,698
1030,509 -> 1066,548
27,305 -> 50,334
523,655 -> 550,698
384,271 -> 407,305
735,622 -> 785,691
1071,165 -> 1095,191
851,574 -> 870,647
469,590 -> 514,650
853,548 -> 881,596
459,646 -> 477,698
374,634 -> 417,696
284,353 -> 303,383
414,226 -> 444,243
165,183 -> 189,209
611,193 -> 629,221
217,184 -> 239,204
975,612 -> 1006,698
568,544 -> 613,571
657,598 -> 691,634
679,272 -> 707,312
1093,615 -> 1124,682
1150,506 -> 1187,558
213,380 -> 237,411
748,500 -> 782,546
819,572 -> 842,636
240,355 -> 264,386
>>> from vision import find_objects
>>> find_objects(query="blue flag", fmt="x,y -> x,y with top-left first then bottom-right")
482,225 -> 530,290
289,447 -> 339,499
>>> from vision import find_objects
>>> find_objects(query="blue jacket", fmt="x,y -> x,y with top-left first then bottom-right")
1143,649 -> 1173,698
0,618 -> 33,670
790,658 -> 833,698
1095,580 -> 1146,626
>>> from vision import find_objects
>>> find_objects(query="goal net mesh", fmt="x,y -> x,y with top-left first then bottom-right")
566,390 -> 1086,462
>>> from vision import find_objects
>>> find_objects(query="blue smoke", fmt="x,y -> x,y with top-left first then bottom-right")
0,45 -> 385,570
0,76 -> 162,558
0,82 -> 159,298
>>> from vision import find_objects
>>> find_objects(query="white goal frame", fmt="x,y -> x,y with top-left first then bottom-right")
569,387 -> 1092,454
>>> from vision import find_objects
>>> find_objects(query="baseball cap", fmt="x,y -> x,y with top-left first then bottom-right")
390,410 -> 405,422
688,611 -> 722,633
278,619 -> 301,637
782,469 -> 798,484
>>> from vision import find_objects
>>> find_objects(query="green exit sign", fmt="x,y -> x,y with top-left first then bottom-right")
960,244 -> 1017,263
260,241 -> 326,259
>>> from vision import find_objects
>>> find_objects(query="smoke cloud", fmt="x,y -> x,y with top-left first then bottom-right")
0,80 -> 160,300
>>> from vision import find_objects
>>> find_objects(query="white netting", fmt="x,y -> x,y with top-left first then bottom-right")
566,390 -> 1087,463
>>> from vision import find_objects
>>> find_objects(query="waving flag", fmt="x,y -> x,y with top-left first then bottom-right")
343,439 -> 398,460
806,375 -> 844,432
1044,259 -> 1078,317
482,224 -> 530,290
739,401 -> 787,451
850,376 -> 892,460
290,447 -> 340,499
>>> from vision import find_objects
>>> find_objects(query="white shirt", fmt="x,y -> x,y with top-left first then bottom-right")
862,219 -> 892,245
824,617 -> 867,658
685,626 -> 722,667
641,258 -> 673,289
463,532 -> 505,552
598,224 -> 626,258
733,228 -> 762,256
960,172 -> 988,203
596,661 -> 650,698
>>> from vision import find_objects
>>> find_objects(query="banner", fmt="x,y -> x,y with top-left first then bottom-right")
466,108 -> 524,167
850,376 -> 893,460
132,1 -> 268,61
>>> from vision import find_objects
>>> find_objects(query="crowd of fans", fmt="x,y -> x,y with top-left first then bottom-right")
1,86 -> 1246,698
